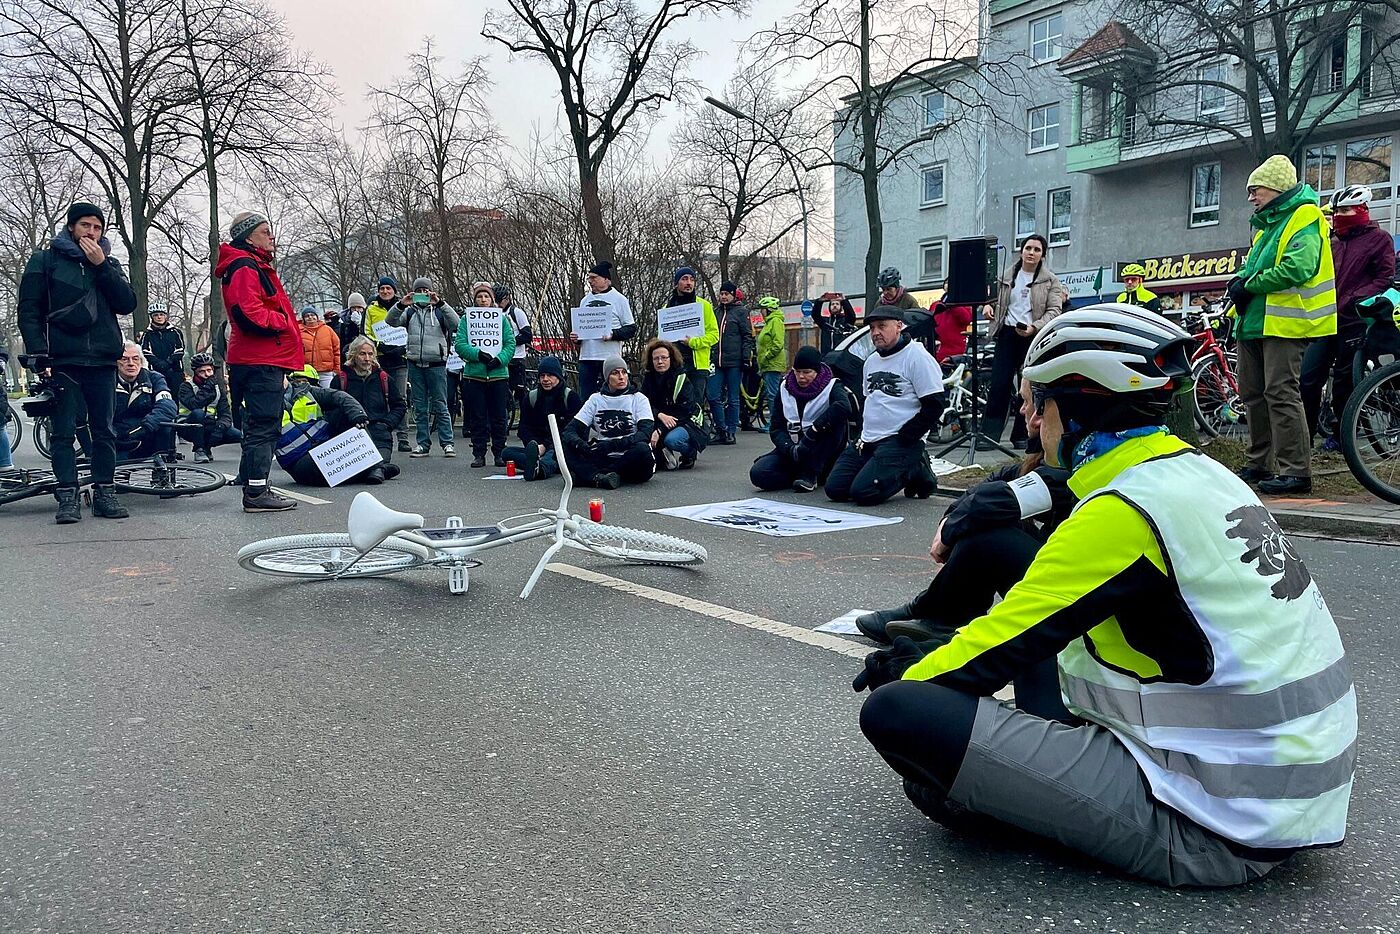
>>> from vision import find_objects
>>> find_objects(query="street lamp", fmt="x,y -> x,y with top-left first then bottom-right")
703,96 -> 809,303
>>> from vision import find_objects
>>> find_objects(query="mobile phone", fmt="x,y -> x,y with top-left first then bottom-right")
1015,323 -> 1029,333
412,292 -> 431,305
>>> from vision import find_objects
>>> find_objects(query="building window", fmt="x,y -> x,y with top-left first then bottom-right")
1014,194 -> 1037,247
1258,54 -> 1278,118
1346,136 -> 1393,201
1305,143 -> 1338,196
1198,62 -> 1229,116
1030,13 -> 1063,64
1191,162 -> 1221,226
1027,103 -> 1060,152
919,240 -> 947,283
920,163 -> 946,207
922,91 -> 946,128
1047,188 -> 1071,246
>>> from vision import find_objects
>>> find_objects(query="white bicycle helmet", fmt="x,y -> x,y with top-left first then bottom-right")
148,300 -> 168,315
1330,185 -> 1373,210
1023,303 -> 1193,396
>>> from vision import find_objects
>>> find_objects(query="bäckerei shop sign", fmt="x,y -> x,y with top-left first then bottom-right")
1116,248 -> 1248,289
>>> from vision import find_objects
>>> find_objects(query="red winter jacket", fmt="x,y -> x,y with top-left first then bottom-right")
932,301 -> 973,362
217,242 -> 303,370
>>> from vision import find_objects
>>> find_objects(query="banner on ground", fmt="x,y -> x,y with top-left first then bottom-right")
657,302 -> 705,341
465,307 -> 504,355
371,320 -> 407,346
649,497 -> 903,537
571,305 -> 610,340
309,427 -> 383,487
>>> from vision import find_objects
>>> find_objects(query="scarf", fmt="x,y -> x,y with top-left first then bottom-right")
1071,425 -> 1168,470
51,229 -> 112,263
784,363 -> 833,401
877,286 -> 906,305
1333,205 -> 1372,237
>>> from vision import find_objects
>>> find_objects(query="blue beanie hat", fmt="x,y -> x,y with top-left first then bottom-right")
538,355 -> 564,380
378,275 -> 397,289
673,266 -> 696,285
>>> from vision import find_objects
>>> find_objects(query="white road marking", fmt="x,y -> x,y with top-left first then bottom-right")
223,475 -> 331,505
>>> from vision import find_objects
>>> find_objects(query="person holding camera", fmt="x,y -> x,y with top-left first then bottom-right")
387,277 -> 460,459
18,201 -> 138,523
981,234 -> 1066,449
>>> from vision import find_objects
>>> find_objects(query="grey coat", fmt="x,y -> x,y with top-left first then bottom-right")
386,301 -> 461,365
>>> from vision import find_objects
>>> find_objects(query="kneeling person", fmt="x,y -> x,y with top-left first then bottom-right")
114,341 -> 178,458
338,337 -> 406,484
276,365 -> 371,486
177,352 -> 241,463
751,346 -> 851,493
561,356 -> 655,490
825,308 -> 943,505
641,339 -> 707,470
503,355 -> 581,480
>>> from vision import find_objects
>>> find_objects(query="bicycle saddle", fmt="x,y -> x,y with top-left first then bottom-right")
349,492 -> 424,552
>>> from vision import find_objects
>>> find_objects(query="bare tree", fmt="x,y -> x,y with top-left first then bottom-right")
276,139 -> 381,307
482,0 -> 749,266
146,201 -> 211,350
751,0 -> 1005,305
1107,0 -> 1400,162
367,40 -> 499,307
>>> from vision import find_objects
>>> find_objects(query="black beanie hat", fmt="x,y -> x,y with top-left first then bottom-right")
67,202 -> 105,228
720,280 -> 738,294
538,355 -> 564,380
794,346 -> 823,370
589,260 -> 614,280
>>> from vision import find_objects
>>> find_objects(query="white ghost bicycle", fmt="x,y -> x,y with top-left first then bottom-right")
235,416 -> 706,597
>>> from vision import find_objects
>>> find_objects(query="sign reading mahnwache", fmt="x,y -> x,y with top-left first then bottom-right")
1116,248 -> 1248,288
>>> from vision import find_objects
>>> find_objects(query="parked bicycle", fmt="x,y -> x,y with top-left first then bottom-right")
1338,287 -> 1400,503
1184,303 -> 1245,441
237,415 -> 707,597
2,374 -> 20,455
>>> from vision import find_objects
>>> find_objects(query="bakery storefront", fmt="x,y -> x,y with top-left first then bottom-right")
1115,248 -> 1249,314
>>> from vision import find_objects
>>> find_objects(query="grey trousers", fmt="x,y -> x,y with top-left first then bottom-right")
1237,336 -> 1310,478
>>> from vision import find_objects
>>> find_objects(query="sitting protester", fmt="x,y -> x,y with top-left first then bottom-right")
641,338 -> 707,470
502,355 -> 581,481
825,307 -> 942,505
275,364 -> 370,486
338,336 -> 405,484
177,351 -> 241,463
113,341 -> 178,458
561,356 -> 655,490
750,346 -> 851,493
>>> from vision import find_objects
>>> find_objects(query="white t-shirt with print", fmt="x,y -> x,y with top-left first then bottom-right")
573,390 -> 654,440
1006,268 -> 1034,327
860,338 -> 943,443
579,289 -> 635,361
506,303 -> 531,359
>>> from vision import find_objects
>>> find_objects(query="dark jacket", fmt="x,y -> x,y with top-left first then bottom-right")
641,367 -> 708,451
769,374 -> 853,455
178,376 -> 232,426
714,301 -> 755,369
139,324 -> 185,377
877,288 -> 919,311
18,231 -> 137,367
339,365 -> 407,449
1332,223 -> 1396,339
113,369 -> 178,442
216,242 -> 303,371
940,459 -> 1074,547
285,383 -> 367,433
518,383 -> 583,449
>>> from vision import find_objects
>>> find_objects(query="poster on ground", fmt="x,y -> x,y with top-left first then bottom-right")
649,497 -> 903,537
464,307 -> 504,356
571,305 -> 610,340
657,302 -> 705,342
309,427 -> 383,487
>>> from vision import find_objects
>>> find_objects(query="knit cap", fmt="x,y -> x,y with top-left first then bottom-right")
1247,154 -> 1297,192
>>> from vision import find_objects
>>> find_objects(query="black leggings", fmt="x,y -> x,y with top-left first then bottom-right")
983,327 -> 1031,443
860,525 -> 1072,792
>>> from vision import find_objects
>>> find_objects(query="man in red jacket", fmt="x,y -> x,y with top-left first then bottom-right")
1300,185 -> 1396,447
217,211 -> 301,512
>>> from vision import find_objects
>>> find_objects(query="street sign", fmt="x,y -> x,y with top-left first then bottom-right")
801,299 -> 814,316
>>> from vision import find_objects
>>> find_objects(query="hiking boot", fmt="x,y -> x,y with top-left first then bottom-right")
54,487 -> 81,525
792,477 -> 817,493
410,445 -> 431,458
91,484 -> 129,519
1259,474 -> 1312,496
678,453 -> 696,470
593,471 -> 622,490
243,486 -> 297,512
855,602 -> 920,644
397,438 -> 411,453
193,449 -> 212,464
521,444 -> 542,480
443,444 -> 456,458
493,452 -> 506,467
1235,465 -> 1271,485
470,453 -> 486,468
364,465 -> 387,484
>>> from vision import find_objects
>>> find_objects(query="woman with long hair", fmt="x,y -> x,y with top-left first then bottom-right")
981,234 -> 1066,447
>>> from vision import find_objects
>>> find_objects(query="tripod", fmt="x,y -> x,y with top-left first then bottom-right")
935,315 -> 1019,464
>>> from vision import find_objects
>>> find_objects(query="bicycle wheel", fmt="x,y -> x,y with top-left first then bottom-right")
569,522 -> 707,566
1191,355 -> 1245,440
33,416 -> 52,460
237,533 -> 434,579
0,470 -> 57,506
113,462 -> 226,497
1340,361 -> 1400,503
3,401 -> 21,454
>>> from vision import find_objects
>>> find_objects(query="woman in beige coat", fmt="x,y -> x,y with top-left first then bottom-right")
982,234 -> 1066,446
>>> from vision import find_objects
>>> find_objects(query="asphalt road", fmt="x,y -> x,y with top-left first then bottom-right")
1,428 -> 1396,933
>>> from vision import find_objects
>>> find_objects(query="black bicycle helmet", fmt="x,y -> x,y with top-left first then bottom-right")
189,351 -> 215,370
877,267 -> 901,288
492,282 -> 511,302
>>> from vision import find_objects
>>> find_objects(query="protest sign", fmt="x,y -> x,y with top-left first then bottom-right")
308,428 -> 383,487
371,320 -> 407,346
465,307 -> 503,355
657,302 -> 705,341
446,350 -> 464,373
570,305 -> 610,340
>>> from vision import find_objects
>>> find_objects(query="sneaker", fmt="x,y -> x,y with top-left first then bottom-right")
242,487 -> 297,512
593,471 -> 622,490
661,448 -> 680,470
792,477 -> 817,493
410,445 -> 431,458
54,487 -> 81,525
193,450 -> 212,464
91,484 -> 129,519
1321,435 -> 1342,454
443,445 -> 456,458
397,438 -> 411,453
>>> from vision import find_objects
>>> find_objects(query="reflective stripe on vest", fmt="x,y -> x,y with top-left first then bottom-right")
178,384 -> 222,418
1057,448 -> 1356,849
672,372 -> 703,427
780,380 -> 835,442
276,395 -> 328,464
1256,203 -> 1338,338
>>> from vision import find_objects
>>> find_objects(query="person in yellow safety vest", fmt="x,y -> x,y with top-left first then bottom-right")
855,304 -> 1355,888
275,365 -> 370,486
1116,263 -> 1162,314
1225,154 -> 1337,496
